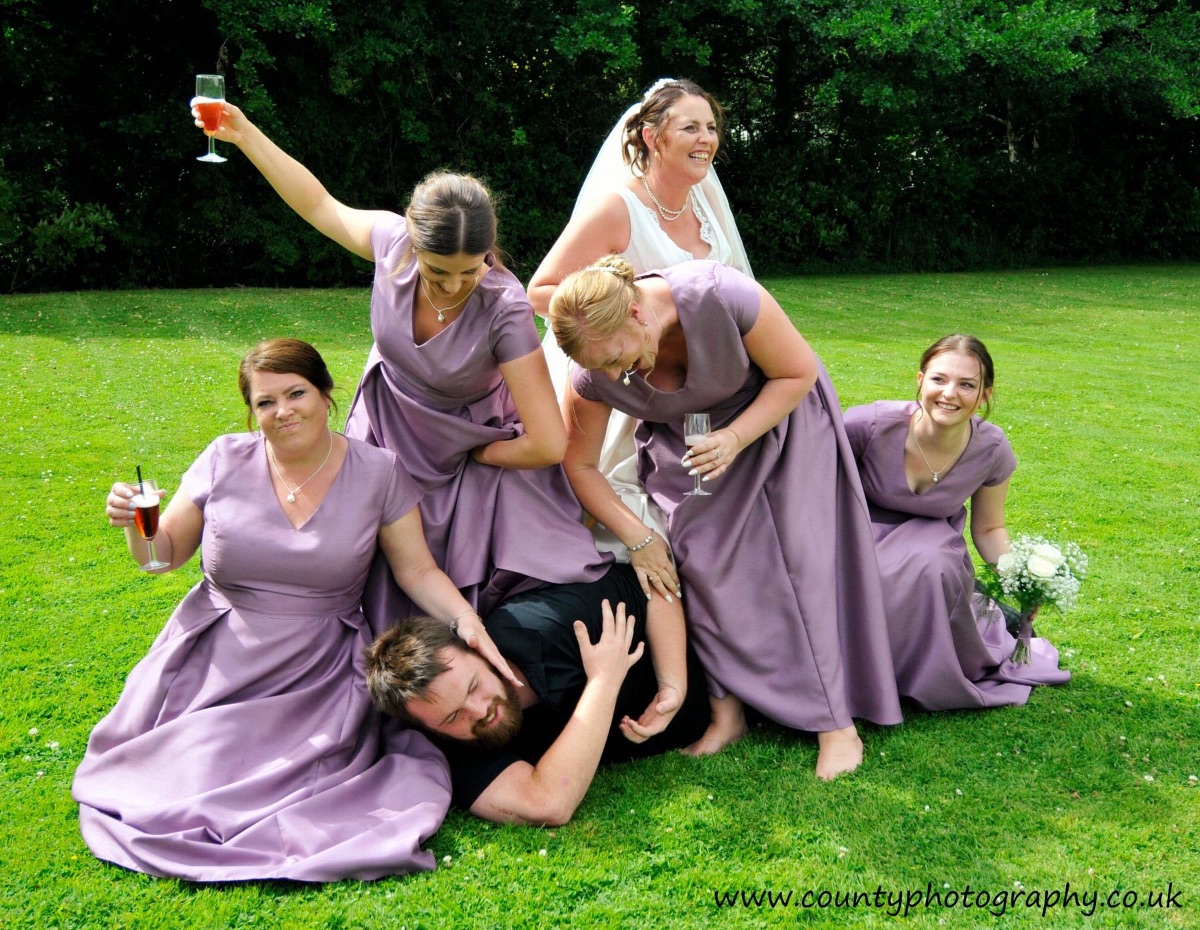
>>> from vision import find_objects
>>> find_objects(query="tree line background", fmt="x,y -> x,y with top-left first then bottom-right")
2,0 -> 1198,292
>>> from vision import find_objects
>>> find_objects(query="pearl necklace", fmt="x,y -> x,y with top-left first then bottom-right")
640,175 -> 689,222
269,429 -> 333,503
910,411 -> 968,483
420,275 -> 478,323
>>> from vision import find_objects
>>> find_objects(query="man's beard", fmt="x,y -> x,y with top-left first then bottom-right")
471,677 -> 524,749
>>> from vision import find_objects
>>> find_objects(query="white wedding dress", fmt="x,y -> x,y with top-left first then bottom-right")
539,87 -> 752,555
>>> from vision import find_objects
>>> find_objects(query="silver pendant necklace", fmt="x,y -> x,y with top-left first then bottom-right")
420,275 -> 477,323
910,412 -> 968,483
270,429 -> 334,503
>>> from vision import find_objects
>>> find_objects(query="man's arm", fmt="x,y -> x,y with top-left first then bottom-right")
468,600 -> 643,826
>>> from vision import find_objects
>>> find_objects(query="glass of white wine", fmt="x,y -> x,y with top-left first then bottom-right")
683,413 -> 712,497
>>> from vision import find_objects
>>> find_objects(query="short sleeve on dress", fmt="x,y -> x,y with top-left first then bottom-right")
842,404 -> 878,459
569,365 -> 603,403
487,280 -> 541,364
370,213 -> 408,266
982,427 -> 1018,487
712,263 -> 760,337
178,437 -> 223,510
379,449 -> 425,525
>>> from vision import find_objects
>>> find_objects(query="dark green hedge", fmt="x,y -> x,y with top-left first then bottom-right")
2,0 -> 1198,291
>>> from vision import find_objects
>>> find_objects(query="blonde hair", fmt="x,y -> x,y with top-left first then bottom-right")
549,255 -> 645,365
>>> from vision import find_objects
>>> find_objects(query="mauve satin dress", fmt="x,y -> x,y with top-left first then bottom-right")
345,215 -> 609,631
845,400 -> 1068,710
73,434 -> 451,882
573,262 -> 903,732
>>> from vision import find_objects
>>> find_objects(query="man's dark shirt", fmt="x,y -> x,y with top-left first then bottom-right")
438,564 -> 710,809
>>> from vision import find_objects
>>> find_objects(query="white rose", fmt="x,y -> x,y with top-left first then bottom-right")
1027,555 -> 1059,579
996,552 -> 1021,575
1031,543 -> 1065,568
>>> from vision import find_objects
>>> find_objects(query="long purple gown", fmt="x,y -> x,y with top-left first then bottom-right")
345,215 -> 609,629
572,262 -> 902,731
844,400 -> 1069,710
72,434 -> 451,883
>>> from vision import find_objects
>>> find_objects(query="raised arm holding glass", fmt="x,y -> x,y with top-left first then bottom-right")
188,100 -> 609,628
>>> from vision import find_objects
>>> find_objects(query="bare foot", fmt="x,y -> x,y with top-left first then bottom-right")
815,725 -> 863,780
681,694 -> 747,757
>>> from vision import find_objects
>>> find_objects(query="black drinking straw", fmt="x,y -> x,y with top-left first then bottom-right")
136,464 -> 145,497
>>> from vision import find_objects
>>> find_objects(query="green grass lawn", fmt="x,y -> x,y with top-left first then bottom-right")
2,266 -> 1197,929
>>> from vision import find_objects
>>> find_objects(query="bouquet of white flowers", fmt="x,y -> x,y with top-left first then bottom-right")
978,535 -> 1088,664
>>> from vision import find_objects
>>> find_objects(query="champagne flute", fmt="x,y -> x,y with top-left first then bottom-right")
194,73 -> 228,164
132,478 -> 169,570
683,413 -> 712,497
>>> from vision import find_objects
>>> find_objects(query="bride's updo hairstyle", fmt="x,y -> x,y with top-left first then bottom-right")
918,334 -> 997,419
404,171 -> 498,258
549,255 -> 641,363
622,79 -> 725,175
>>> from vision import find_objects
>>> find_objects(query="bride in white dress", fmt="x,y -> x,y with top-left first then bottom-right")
528,78 -> 752,565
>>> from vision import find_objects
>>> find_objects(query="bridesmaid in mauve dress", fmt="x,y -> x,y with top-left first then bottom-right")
190,101 -> 609,633
550,258 -> 902,780
844,335 -> 1069,711
344,207 -> 610,623
73,340 -> 515,883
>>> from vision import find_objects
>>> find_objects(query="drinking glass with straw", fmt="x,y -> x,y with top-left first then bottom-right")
132,465 -> 168,570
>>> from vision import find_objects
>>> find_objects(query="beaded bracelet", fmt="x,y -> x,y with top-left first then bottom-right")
627,533 -> 656,553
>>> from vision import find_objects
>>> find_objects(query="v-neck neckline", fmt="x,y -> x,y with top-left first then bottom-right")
903,408 -> 975,497
408,252 -> 496,348
264,435 -> 347,531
